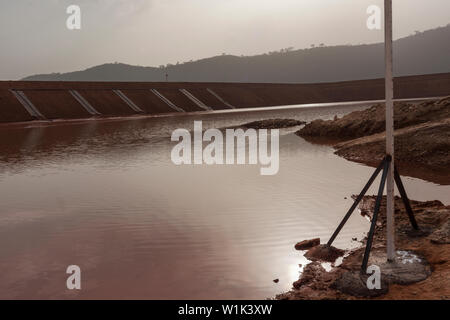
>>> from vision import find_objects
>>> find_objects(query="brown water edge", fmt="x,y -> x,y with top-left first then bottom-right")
340,158 -> 449,186
277,197 -> 450,300
0,104 -> 449,300
0,102 -> 364,131
297,97 -> 450,185
301,134 -> 450,186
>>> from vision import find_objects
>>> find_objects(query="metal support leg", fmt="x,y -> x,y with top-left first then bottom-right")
327,158 -> 386,247
394,166 -> 419,230
361,157 -> 390,273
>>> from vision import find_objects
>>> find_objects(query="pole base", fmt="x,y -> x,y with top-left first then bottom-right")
366,248 -> 431,285
326,156 -> 421,273
334,248 -> 431,298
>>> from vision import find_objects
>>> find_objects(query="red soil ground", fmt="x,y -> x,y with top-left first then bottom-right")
277,197 -> 450,300
76,90 -> 135,116
0,90 -> 33,122
25,90 -> 91,119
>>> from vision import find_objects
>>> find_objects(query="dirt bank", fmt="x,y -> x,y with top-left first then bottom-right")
277,196 -> 450,300
335,118 -> 450,184
234,119 -> 306,129
296,97 -> 450,184
297,96 -> 450,140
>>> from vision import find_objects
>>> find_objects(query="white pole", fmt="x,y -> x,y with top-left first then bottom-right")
385,0 -> 395,262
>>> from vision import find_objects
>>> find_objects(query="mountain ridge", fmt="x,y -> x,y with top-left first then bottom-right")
23,24 -> 450,83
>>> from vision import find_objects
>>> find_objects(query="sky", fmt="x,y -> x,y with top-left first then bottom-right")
0,0 -> 449,80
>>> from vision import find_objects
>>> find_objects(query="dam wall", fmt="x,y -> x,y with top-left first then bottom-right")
1,72 -> 450,123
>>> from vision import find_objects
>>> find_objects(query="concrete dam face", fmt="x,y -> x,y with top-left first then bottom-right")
1,72 -> 450,124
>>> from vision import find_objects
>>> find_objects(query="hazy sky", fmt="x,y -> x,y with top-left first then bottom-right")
0,0 -> 449,80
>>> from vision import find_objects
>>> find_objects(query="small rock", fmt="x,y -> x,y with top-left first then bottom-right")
429,220 -> 450,244
295,238 -> 320,250
304,244 -> 345,263
273,279 -> 279,283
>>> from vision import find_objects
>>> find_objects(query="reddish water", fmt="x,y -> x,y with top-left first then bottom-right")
0,105 -> 448,299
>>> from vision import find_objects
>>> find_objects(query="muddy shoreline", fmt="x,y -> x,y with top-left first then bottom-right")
297,97 -> 450,185
277,197 -> 450,300
277,97 -> 450,300
334,118 -> 450,185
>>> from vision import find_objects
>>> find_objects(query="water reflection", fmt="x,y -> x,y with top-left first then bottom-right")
0,105 -> 448,299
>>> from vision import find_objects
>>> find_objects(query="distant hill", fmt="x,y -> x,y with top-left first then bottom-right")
23,25 -> 450,83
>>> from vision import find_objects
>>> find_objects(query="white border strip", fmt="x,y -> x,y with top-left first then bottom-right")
113,90 -> 144,113
150,89 -> 185,112
10,90 -> 46,119
70,90 -> 101,115
179,89 -> 211,111
206,88 -> 235,109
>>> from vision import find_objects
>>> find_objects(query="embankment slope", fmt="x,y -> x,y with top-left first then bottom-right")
1,73 -> 450,124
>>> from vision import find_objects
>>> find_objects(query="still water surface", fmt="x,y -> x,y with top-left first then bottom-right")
0,105 -> 448,299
